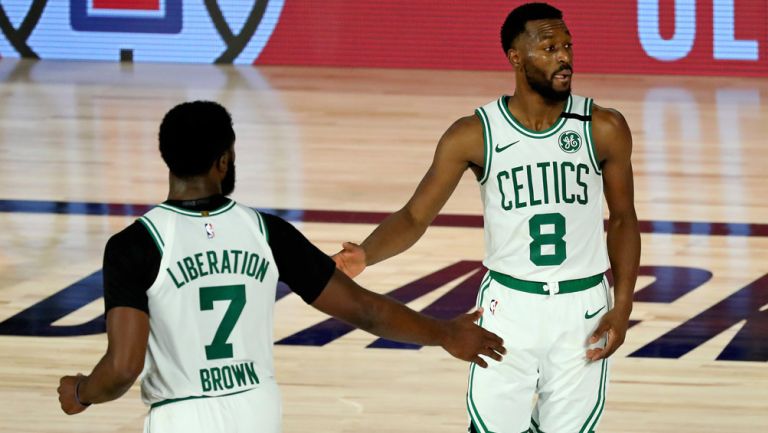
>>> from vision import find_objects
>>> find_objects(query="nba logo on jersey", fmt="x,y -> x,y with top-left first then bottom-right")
205,223 -> 215,239
70,0 -> 182,33
489,299 -> 499,315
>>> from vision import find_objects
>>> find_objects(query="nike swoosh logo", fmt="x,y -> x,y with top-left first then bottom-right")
495,140 -> 519,152
584,306 -> 606,319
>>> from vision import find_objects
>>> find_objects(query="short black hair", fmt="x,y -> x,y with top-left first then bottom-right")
500,3 -> 563,53
159,100 -> 235,177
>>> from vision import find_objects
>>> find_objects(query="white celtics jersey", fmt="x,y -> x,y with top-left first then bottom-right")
476,94 -> 609,281
136,200 -> 279,406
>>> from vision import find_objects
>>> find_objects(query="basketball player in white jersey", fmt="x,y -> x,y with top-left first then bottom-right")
334,3 -> 640,432
56,101 -> 506,432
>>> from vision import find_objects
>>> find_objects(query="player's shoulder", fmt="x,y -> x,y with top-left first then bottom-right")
258,212 -> 283,233
438,114 -> 484,150
232,201 -> 261,220
258,212 -> 301,244
107,220 -> 148,248
104,220 -> 156,262
591,104 -> 630,136
591,104 -> 633,159
434,114 -> 485,166
445,114 -> 483,137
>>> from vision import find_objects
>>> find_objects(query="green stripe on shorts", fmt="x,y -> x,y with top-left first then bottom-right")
466,275 -> 494,432
579,358 -> 607,432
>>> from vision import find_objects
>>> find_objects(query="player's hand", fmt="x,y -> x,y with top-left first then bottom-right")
586,308 -> 630,361
440,308 -> 505,368
58,374 -> 90,415
332,242 -> 367,278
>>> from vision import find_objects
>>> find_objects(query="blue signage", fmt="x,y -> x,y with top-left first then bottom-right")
70,0 -> 183,34
0,0 -> 284,63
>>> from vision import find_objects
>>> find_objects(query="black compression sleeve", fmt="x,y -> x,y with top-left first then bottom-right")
102,221 -> 160,314
261,213 -> 335,304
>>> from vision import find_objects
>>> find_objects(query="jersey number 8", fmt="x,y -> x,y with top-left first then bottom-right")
529,213 -> 567,266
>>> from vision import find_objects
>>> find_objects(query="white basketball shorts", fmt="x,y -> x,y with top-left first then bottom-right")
467,272 -> 611,433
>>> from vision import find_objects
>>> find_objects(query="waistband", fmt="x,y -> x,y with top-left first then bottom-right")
489,271 -> 604,295
150,387 -> 254,409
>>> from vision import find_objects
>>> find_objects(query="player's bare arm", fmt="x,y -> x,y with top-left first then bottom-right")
58,307 -> 149,414
312,269 -> 505,368
333,115 -> 485,277
586,105 -> 640,361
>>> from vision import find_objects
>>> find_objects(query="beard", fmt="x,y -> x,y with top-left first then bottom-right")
524,63 -> 571,102
221,158 -> 236,196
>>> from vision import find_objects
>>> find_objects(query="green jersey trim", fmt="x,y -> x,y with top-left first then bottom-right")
157,200 -> 236,217
150,387 -> 254,409
529,418 -> 544,433
138,216 -> 164,254
253,209 -> 269,242
583,98 -> 602,175
497,95 -> 572,139
475,107 -> 493,185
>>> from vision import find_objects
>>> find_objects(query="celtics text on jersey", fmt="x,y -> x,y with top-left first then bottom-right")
476,95 -> 609,282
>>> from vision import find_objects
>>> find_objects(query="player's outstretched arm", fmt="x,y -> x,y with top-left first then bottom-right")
333,116 -> 484,277
587,106 -> 640,361
312,269 -> 505,367
58,307 -> 149,414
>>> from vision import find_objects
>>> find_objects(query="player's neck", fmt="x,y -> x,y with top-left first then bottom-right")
167,174 -> 222,201
508,87 -> 568,131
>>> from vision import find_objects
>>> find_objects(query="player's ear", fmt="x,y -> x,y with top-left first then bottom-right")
215,150 -> 230,174
507,47 -> 521,69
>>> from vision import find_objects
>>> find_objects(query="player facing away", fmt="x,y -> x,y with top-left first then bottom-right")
333,3 -> 640,432
56,101 -> 506,433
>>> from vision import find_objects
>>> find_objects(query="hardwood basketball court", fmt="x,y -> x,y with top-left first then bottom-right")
0,59 -> 766,432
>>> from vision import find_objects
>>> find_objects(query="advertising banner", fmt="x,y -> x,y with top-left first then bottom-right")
0,1 -> 765,75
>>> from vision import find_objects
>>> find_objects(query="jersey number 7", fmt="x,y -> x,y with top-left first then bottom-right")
199,285 -> 246,360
